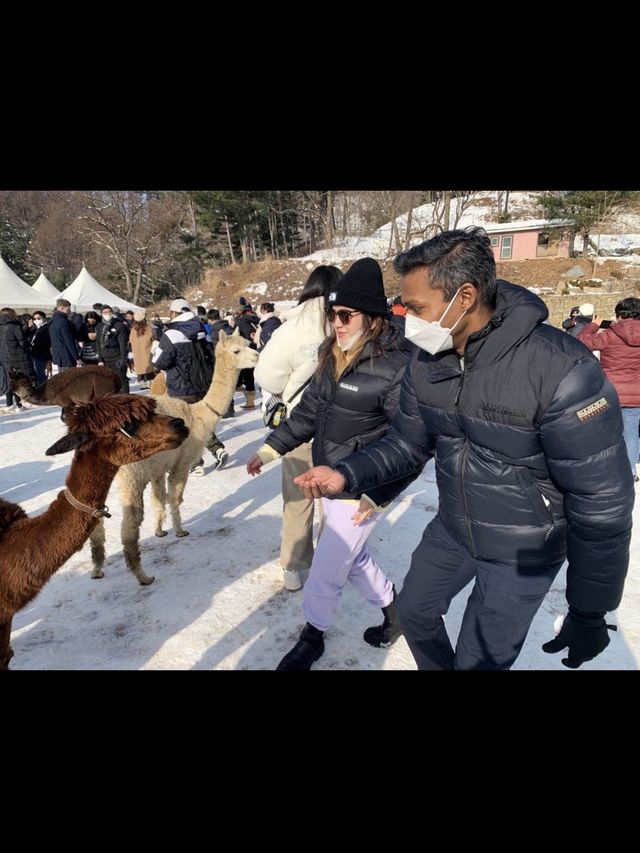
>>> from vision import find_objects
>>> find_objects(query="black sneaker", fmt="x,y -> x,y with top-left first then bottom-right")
214,448 -> 229,470
190,457 -> 205,477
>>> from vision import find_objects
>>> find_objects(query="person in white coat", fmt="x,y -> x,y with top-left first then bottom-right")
254,265 -> 343,591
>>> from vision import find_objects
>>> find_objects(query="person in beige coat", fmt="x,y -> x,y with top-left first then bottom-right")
130,311 -> 155,389
254,265 -> 342,591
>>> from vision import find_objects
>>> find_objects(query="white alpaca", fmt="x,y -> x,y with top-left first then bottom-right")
88,330 -> 258,585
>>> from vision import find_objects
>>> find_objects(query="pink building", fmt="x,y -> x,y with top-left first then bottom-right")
485,219 -> 573,261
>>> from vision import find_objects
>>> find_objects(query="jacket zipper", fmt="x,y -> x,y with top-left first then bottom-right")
539,490 -> 556,541
455,360 -> 476,556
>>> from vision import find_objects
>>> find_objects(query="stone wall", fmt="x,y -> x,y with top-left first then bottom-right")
537,283 -> 640,327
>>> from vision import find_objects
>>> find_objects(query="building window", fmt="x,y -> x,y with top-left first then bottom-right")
537,233 -> 550,246
500,235 -> 512,259
491,237 -> 499,247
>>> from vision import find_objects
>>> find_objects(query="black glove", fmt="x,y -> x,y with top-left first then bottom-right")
542,607 -> 617,669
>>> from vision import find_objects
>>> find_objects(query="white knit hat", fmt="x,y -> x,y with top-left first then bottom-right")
579,302 -> 595,317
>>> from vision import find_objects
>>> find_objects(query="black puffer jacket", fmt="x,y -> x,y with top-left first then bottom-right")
97,318 -> 129,363
266,323 -> 419,505
28,323 -> 51,361
0,315 -> 35,375
335,282 -> 634,612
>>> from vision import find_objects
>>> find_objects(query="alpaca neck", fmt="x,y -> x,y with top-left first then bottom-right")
65,452 -> 117,515
201,359 -> 241,418
2,450 -> 118,593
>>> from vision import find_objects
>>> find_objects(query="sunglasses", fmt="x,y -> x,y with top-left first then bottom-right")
327,308 -> 361,325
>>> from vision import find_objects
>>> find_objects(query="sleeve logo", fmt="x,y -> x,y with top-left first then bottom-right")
576,397 -> 609,421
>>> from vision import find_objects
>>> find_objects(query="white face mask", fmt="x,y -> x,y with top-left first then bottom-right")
102,314 -> 113,323
404,288 -> 467,355
336,329 -> 363,351
34,318 -> 44,328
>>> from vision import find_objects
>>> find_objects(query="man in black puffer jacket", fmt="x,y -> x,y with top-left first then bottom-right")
295,228 -> 634,671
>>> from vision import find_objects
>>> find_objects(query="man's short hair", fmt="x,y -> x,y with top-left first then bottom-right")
393,226 -> 497,307
615,297 -> 640,320
56,298 -> 71,308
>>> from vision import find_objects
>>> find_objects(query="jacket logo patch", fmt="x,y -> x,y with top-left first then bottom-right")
339,382 -> 359,392
480,403 -> 527,418
576,397 -> 609,422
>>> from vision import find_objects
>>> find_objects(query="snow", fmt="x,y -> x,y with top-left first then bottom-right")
244,281 -> 268,296
2,384 -> 639,670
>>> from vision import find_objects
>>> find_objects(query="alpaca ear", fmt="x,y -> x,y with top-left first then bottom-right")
219,330 -> 227,342
232,327 -> 240,337
45,432 -> 92,456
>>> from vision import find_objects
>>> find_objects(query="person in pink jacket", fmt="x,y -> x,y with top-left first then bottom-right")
577,296 -> 640,480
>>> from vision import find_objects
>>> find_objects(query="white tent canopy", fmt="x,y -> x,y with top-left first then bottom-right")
32,270 -> 61,301
0,254 -> 50,310
60,264 -> 143,314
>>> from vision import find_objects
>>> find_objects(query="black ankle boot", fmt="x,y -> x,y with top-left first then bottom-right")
276,622 -> 325,671
363,586 -> 403,648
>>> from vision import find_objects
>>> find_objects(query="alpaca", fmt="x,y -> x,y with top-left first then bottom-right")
89,329 -> 259,585
0,394 -> 189,669
10,365 -> 121,419
149,371 -> 167,395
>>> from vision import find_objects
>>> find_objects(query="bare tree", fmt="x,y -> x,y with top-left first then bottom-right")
80,191 -> 188,303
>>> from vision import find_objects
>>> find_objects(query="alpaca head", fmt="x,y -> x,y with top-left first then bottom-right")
9,368 -> 35,399
44,394 -> 189,465
216,328 -> 260,373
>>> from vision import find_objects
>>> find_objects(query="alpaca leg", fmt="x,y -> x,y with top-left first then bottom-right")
90,520 -> 106,579
150,475 -> 168,538
121,502 -> 155,586
0,619 -> 14,670
167,468 -> 190,537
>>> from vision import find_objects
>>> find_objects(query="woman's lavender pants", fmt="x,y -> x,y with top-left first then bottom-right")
302,497 -> 394,632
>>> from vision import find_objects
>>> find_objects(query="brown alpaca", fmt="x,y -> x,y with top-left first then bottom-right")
10,366 -> 121,418
0,394 -> 189,670
89,330 -> 258,585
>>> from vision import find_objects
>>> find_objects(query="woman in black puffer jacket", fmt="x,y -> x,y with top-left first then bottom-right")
0,308 -> 35,411
247,258 -> 420,670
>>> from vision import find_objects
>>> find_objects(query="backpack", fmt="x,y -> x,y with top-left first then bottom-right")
182,338 -> 214,392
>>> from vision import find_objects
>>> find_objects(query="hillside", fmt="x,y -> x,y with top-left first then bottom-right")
154,192 -> 640,328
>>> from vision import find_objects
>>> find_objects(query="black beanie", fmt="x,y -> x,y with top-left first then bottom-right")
328,257 -> 387,316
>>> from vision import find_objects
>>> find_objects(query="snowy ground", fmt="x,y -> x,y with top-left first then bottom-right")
2,382 -> 639,671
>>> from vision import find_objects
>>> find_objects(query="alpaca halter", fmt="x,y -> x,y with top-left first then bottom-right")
204,401 -> 223,418
64,488 -> 112,519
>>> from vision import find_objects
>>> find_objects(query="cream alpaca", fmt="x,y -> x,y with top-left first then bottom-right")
89,330 -> 258,585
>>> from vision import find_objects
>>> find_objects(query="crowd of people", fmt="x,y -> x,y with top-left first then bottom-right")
0,299 -> 165,410
2,229 -> 637,672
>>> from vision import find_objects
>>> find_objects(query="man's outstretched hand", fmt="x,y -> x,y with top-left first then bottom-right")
542,607 -> 617,669
294,466 -> 347,499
